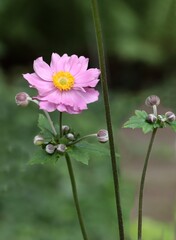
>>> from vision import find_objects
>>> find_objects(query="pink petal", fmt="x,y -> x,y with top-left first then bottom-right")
40,89 -> 87,108
57,104 -> 82,114
39,101 -> 57,112
37,89 -> 62,103
53,54 -> 69,72
23,73 -> 55,95
50,53 -> 61,72
61,91 -> 88,109
64,55 -> 79,72
74,68 -> 100,87
66,106 -> 82,114
33,57 -> 53,81
65,55 -> 88,75
78,88 -> 99,103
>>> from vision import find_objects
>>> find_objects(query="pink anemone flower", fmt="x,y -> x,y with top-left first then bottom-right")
23,53 -> 100,114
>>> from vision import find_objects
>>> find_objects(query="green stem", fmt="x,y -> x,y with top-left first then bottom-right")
31,99 -> 57,136
59,112 -> 63,137
90,1 -> 124,239
43,110 -> 57,136
138,128 -> 157,240
65,153 -> 89,240
67,133 -> 97,146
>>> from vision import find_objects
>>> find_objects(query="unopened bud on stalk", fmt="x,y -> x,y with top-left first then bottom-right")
57,144 -> 67,153
33,135 -> 44,146
15,92 -> 31,106
66,133 -> 75,141
97,129 -> 109,143
165,111 -> 176,122
145,95 -> 160,107
146,114 -> 157,123
62,125 -> 70,134
45,144 -> 55,154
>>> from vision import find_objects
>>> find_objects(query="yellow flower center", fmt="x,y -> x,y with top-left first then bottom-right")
52,71 -> 74,91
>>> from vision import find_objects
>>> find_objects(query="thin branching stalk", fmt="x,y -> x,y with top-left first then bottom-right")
67,133 -> 97,146
90,0 -> 124,239
138,128 -> 157,240
44,110 -> 57,136
65,153 -> 89,240
31,99 -> 57,136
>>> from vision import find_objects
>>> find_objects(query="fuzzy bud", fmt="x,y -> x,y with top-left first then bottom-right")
33,135 -> 44,146
97,129 -> 109,143
146,114 -> 157,123
45,144 -> 55,154
165,111 -> 176,122
66,133 -> 75,141
62,125 -> 70,134
57,144 -> 67,153
145,95 -> 160,107
15,92 -> 31,107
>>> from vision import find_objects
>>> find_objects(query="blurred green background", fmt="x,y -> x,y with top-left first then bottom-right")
0,0 -> 176,239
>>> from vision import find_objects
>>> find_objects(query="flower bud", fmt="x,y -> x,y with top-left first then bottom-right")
66,133 -> 75,141
45,144 -> 55,154
146,114 -> 157,123
97,129 -> 109,143
57,144 -> 67,153
62,125 -> 70,134
15,92 -> 31,107
145,95 -> 160,107
165,111 -> 176,122
33,135 -> 44,146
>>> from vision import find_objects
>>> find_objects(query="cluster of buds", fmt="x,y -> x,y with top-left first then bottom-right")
34,134 -> 67,155
145,95 -> 176,124
45,143 -> 67,155
33,127 -> 109,156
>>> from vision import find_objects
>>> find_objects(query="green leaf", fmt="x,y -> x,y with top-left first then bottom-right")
38,114 -> 55,139
123,110 -> 154,133
67,145 -> 89,165
135,110 -> 148,118
142,122 -> 154,134
169,121 -> 176,132
28,148 -> 59,165
67,141 -> 113,165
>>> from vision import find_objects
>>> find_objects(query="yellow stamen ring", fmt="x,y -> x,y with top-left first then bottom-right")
52,71 -> 74,91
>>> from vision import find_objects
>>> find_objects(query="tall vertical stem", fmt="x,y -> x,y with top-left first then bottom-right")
65,153 -> 89,240
90,1 -> 124,239
138,128 -> 157,240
